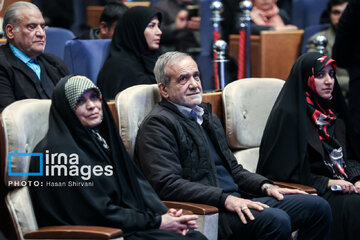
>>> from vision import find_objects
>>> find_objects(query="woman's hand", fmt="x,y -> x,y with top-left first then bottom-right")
328,179 -> 357,193
160,209 -> 198,236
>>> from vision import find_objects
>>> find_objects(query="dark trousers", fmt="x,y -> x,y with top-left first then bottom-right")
127,229 -> 207,240
323,190 -> 360,240
225,194 -> 332,240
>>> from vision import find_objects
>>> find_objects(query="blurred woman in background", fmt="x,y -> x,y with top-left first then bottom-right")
97,7 -> 162,100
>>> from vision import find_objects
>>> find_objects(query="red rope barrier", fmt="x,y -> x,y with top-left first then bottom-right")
237,30 -> 246,80
213,30 -> 221,89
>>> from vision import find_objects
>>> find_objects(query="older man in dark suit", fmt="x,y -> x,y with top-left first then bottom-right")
0,1 -> 69,112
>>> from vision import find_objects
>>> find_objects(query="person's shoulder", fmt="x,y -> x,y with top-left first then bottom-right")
40,52 -> 62,61
310,28 -> 330,39
0,45 -> 16,68
108,49 -> 138,66
0,46 -> 8,62
278,8 -> 291,24
141,102 -> 179,128
147,103 -> 176,120
0,44 -> 11,59
100,53 -> 142,81
74,28 -> 99,40
38,53 -> 68,71
0,44 -> 6,53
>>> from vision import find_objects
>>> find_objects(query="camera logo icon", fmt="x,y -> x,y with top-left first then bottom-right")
8,150 -> 43,176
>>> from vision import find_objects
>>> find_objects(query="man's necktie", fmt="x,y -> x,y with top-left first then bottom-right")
189,110 -> 197,121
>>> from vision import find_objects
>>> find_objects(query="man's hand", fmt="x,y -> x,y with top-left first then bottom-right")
224,195 -> 269,224
262,184 -> 307,201
328,179 -> 358,194
160,209 -> 198,236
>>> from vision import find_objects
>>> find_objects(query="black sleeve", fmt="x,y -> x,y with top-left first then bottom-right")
279,9 -> 291,25
0,63 -> 16,112
135,114 -> 226,208
30,164 -> 162,231
332,0 -> 360,68
345,159 -> 360,183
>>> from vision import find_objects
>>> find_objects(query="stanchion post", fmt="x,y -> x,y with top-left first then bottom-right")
237,0 -> 252,79
313,35 -> 328,55
210,0 -> 223,37
211,0 -> 223,89
213,40 -> 228,89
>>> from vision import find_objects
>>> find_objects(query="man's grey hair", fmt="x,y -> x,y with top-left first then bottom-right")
154,51 -> 191,86
3,1 -> 40,38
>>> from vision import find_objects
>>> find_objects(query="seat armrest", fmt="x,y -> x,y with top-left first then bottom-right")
273,181 -> 317,194
163,201 -> 218,215
24,225 -> 123,239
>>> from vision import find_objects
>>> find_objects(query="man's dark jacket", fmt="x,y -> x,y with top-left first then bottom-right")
135,99 -> 270,238
0,44 -> 69,112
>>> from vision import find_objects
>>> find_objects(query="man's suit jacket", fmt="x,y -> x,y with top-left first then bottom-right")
0,44 -> 69,112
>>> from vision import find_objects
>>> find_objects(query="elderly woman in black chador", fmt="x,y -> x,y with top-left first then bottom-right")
29,75 -> 206,240
97,6 -> 162,100
257,52 -> 360,240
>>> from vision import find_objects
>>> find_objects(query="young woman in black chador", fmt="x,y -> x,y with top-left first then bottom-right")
257,52 -> 360,240
29,75 -> 206,240
97,6 -> 162,100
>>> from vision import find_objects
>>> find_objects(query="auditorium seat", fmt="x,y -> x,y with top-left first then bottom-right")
64,39 -> 111,83
222,78 -> 317,194
115,84 -> 219,240
0,99 -> 124,239
44,27 -> 75,60
0,98 -> 218,239
292,0 -> 328,29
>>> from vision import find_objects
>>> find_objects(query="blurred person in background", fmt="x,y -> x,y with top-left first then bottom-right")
0,1 -> 68,112
152,0 -> 200,56
221,0 -> 297,42
97,7 -> 162,100
307,0 -> 349,97
333,0 -> 360,170
75,0 -> 128,40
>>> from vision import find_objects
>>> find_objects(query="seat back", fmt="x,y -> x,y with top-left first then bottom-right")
115,84 -> 219,240
1,99 -> 51,239
222,78 -> 284,172
64,39 -> 111,83
292,0 -> 328,29
115,84 -> 161,158
44,27 -> 75,60
70,0 -> 87,36
301,23 -> 331,54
